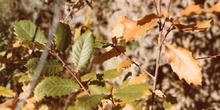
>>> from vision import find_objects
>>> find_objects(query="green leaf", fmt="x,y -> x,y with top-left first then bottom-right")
113,83 -> 149,102
25,58 -> 63,76
0,86 -> 15,97
34,76 -> 80,101
88,85 -> 110,95
71,30 -> 94,70
102,69 -> 123,80
94,37 -> 106,48
74,94 -> 105,110
163,101 -> 173,109
81,73 -> 97,82
14,20 -> 47,44
54,22 -> 72,52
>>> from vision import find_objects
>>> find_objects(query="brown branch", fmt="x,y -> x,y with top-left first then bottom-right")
152,0 -> 159,15
167,0 -> 173,13
196,54 -> 220,60
110,44 -> 154,79
158,0 -> 162,15
48,48 -> 90,96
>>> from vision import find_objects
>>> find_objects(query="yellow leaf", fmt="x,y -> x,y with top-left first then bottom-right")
74,26 -> 82,41
122,13 -> 159,41
130,73 -> 147,85
0,86 -> 15,98
165,44 -> 202,85
173,19 -> 213,32
117,59 -> 132,70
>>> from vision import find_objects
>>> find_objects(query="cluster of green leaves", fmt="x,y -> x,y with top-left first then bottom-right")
10,20 -> 150,109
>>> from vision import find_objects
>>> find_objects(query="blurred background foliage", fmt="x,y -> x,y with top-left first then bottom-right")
0,0 -> 220,109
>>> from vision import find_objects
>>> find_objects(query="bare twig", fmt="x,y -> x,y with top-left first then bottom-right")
167,0 -> 173,13
110,44 -> 154,79
149,31 -> 163,110
152,0 -> 159,15
158,0 -> 162,15
196,54 -> 220,60
48,49 -> 90,95
15,1 -> 62,110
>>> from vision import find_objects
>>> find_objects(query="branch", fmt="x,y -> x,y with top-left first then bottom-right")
15,1 -> 62,109
167,0 -> 173,13
152,0 -> 159,15
110,44 -> 154,79
48,49 -> 90,95
196,54 -> 220,60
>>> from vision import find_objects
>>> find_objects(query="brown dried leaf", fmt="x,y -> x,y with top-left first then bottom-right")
181,4 -> 204,17
122,13 -> 159,41
173,19 -> 213,32
208,2 -> 220,14
181,2 -> 220,17
0,99 -> 14,110
112,16 -> 124,38
117,59 -> 132,70
92,46 -> 126,64
165,44 -> 202,85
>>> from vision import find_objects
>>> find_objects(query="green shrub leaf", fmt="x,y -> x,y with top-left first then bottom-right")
34,76 -> 80,101
54,22 -> 72,52
102,69 -> 123,80
81,73 -> 97,82
88,85 -> 110,95
71,30 -> 94,70
25,58 -> 63,76
113,83 -> 149,102
0,86 -> 15,97
74,94 -> 105,110
14,20 -> 47,44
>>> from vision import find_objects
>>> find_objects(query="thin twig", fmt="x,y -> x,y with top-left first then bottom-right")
167,0 -> 173,13
110,44 -> 154,79
158,0 -> 162,15
149,31 -> 163,110
152,0 -> 159,15
15,1 -> 62,110
196,54 -> 220,60
48,49 -> 90,95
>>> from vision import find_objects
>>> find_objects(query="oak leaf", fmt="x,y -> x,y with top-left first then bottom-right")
181,2 -> 220,17
165,44 -> 202,85
173,19 -> 213,32
117,59 -> 132,70
92,46 -> 126,64
112,14 -> 159,42
122,14 -> 158,41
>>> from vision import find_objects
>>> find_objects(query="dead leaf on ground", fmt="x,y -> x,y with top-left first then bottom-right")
173,19 -> 213,32
165,44 -> 202,85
